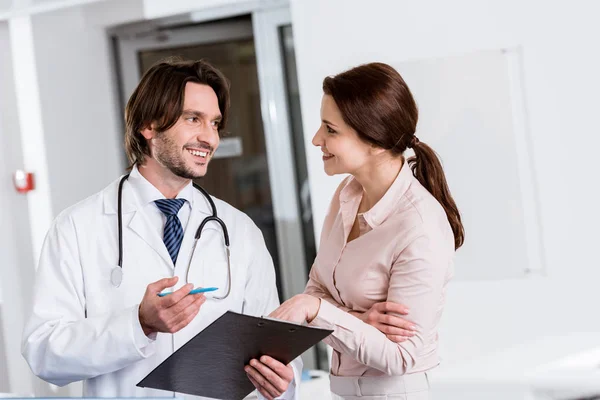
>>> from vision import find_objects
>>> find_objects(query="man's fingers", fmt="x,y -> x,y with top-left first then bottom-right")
148,277 -> 179,293
166,291 -> 203,315
248,358 -> 287,394
166,295 -> 205,331
245,364 -> 281,399
387,334 -> 409,343
377,325 -> 416,337
160,283 -> 194,307
173,294 -> 205,320
247,373 -> 273,400
164,292 -> 195,315
258,356 -> 294,384
376,301 -> 410,315
378,314 -> 418,331
182,295 -> 206,317
168,302 -> 203,333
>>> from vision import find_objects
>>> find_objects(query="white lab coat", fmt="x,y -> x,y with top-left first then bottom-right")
21,170 -> 302,399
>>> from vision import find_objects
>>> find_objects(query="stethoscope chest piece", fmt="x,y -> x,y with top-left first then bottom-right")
111,266 -> 123,288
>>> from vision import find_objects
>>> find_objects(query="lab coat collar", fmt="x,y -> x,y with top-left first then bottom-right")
103,165 -> 212,216
102,166 -> 215,269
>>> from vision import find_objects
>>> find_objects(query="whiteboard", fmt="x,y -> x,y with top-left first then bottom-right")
396,48 -> 543,280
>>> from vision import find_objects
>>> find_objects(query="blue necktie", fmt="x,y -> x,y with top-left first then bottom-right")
155,199 -> 186,264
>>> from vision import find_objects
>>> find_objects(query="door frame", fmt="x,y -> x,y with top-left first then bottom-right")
115,19 -> 254,105
252,5 -> 310,300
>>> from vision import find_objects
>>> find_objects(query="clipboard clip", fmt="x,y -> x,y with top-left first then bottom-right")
259,316 -> 302,332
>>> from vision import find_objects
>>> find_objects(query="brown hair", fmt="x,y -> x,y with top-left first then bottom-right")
124,58 -> 230,167
323,62 -> 465,249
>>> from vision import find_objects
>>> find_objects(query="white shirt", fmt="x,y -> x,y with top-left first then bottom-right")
129,166 -> 194,240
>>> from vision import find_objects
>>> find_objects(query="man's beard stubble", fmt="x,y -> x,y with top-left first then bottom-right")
153,132 -> 205,180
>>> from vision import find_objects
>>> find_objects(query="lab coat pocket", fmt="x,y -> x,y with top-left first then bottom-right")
86,262 -> 149,316
85,263 -> 128,316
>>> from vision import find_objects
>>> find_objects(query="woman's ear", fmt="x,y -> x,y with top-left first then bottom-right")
369,144 -> 387,156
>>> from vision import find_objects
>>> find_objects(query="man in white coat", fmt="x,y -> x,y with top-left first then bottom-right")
21,59 -> 302,400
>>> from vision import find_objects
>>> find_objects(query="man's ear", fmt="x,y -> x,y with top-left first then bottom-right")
140,123 -> 156,140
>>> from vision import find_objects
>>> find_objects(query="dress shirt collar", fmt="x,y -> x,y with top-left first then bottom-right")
339,161 -> 413,229
129,164 -> 194,209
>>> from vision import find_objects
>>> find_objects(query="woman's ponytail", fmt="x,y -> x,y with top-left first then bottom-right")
408,138 -> 465,250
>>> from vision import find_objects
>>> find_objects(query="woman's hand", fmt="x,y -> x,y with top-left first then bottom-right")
269,294 -> 321,324
351,302 -> 418,343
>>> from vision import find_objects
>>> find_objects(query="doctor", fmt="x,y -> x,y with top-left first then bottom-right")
21,58 -> 301,400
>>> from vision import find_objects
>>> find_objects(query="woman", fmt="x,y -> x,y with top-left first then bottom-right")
269,63 -> 465,399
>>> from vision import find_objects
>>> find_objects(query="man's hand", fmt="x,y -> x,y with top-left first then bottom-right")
138,277 -> 206,336
245,356 -> 293,400
352,302 -> 418,343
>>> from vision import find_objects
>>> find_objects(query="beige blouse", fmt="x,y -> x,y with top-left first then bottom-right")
306,162 -> 455,377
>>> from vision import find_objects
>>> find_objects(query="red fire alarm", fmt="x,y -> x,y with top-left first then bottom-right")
13,170 -> 35,193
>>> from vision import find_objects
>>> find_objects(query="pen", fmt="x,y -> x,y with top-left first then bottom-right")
158,287 -> 219,297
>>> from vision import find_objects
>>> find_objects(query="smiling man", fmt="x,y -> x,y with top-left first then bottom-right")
22,59 -> 302,400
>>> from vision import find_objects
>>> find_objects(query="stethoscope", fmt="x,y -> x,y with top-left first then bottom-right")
110,173 -> 232,300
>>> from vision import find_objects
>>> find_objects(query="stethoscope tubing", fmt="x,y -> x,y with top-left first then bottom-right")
114,173 -> 231,299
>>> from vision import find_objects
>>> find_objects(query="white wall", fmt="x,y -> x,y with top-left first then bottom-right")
0,20 -> 38,395
31,0 -> 144,215
143,0 -> 240,19
289,0 -> 600,387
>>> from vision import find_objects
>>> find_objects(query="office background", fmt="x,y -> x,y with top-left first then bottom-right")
1,0 -> 599,399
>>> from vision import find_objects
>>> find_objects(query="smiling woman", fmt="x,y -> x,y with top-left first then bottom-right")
270,62 -> 465,400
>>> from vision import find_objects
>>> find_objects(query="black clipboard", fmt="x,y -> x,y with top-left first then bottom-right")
137,311 -> 332,399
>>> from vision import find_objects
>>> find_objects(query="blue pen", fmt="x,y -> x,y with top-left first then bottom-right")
158,287 -> 219,297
